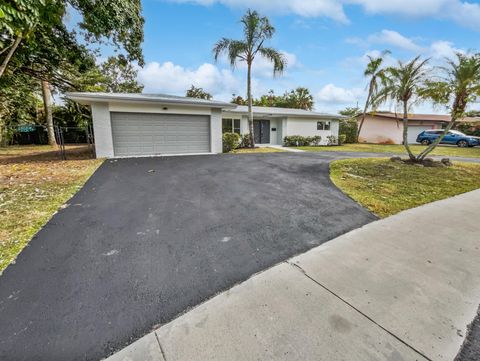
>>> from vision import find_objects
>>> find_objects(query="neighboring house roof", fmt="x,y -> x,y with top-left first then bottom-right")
66,92 -> 236,109
360,111 -> 480,123
227,105 -> 343,119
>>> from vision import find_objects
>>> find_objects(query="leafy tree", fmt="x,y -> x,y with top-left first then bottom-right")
0,0 -> 144,78
357,50 -> 391,142
417,53 -> 480,159
1,0 -> 144,145
249,87 -> 314,109
231,94 -> 247,105
339,106 -> 361,144
339,106 -> 361,118
186,85 -> 212,100
99,56 -> 143,93
377,56 -> 430,160
213,9 -> 286,147
253,89 -> 279,107
284,87 -> 314,110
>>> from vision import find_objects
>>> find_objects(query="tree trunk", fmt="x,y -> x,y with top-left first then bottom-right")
401,101 -> 416,161
357,85 -> 373,142
417,118 -> 457,161
247,61 -> 255,148
41,80 -> 56,146
0,34 -> 23,79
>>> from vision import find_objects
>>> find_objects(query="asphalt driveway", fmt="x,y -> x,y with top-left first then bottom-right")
0,152 -> 376,361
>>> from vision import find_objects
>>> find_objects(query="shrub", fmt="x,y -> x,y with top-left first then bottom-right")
283,135 -> 322,147
327,135 -> 338,146
222,132 -> 241,153
339,119 -> 358,143
338,134 -> 347,145
309,135 -> 322,146
239,133 -> 253,148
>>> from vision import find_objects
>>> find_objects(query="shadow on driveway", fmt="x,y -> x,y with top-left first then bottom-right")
0,153 -> 376,361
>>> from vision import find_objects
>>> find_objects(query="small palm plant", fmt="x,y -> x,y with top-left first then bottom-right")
377,56 -> 431,160
357,50 -> 391,142
417,53 -> 480,160
213,9 -> 286,147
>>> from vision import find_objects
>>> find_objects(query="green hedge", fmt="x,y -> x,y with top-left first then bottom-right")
283,135 -> 322,147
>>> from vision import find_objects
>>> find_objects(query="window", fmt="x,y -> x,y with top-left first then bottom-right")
317,121 -> 331,130
222,118 -> 241,134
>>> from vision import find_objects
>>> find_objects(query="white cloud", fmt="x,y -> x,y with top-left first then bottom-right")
316,84 -> 364,105
138,61 -> 240,99
169,0 -> 348,22
346,30 -> 466,62
351,0 -> 480,30
136,56 -> 299,101
429,40 -> 465,60
367,30 -> 424,52
169,0 -> 480,30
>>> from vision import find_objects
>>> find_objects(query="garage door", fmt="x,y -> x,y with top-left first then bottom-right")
407,126 -> 432,144
111,112 -> 210,156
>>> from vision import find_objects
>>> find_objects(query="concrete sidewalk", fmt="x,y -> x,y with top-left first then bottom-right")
106,190 -> 480,361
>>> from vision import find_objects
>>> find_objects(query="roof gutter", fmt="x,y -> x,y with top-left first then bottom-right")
65,93 -> 237,110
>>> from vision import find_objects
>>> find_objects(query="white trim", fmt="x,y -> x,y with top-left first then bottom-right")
110,152 -> 216,159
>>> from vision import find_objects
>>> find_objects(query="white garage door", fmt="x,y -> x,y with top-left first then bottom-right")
407,126 -> 432,144
111,112 -> 210,156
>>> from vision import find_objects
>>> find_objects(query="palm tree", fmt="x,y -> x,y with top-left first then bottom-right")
357,50 -> 391,142
417,53 -> 480,160
377,56 -> 430,160
213,9 -> 286,147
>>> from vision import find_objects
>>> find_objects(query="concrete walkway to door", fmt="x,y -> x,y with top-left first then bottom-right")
106,189 -> 480,361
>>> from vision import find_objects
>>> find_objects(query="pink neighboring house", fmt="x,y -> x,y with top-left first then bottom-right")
357,112 -> 477,144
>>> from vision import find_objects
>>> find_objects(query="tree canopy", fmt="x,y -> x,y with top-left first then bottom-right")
186,85 -> 212,100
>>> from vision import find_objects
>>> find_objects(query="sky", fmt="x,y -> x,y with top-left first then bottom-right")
92,0 -> 480,114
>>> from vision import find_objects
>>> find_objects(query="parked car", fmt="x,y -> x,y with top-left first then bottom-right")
416,129 -> 480,147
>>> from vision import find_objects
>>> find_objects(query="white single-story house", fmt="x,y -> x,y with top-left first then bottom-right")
67,92 -> 342,158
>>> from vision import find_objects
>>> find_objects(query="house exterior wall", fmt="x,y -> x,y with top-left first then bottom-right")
91,102 -> 219,157
210,108 -> 222,154
286,117 -> 339,145
91,103 -> 343,157
359,115 -> 442,144
91,102 -> 114,158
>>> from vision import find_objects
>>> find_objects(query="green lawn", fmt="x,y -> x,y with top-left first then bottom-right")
297,143 -> 480,158
330,158 -> 480,218
0,145 -> 103,273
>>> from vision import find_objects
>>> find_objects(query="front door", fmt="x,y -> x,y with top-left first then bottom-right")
253,120 -> 270,144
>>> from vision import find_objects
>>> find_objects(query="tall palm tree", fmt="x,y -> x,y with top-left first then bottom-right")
377,56 -> 430,160
417,53 -> 480,160
213,9 -> 286,147
357,50 -> 390,142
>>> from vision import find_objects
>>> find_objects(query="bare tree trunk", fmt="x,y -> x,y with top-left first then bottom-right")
0,34 -> 23,79
247,61 -> 255,148
357,86 -> 372,142
401,101 -> 416,161
41,80 -> 56,146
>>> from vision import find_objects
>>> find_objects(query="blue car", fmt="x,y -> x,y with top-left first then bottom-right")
416,129 -> 480,147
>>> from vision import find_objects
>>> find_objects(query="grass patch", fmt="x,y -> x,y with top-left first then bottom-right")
0,145 -> 103,273
231,147 -> 285,154
330,158 -> 480,218
297,143 -> 480,158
